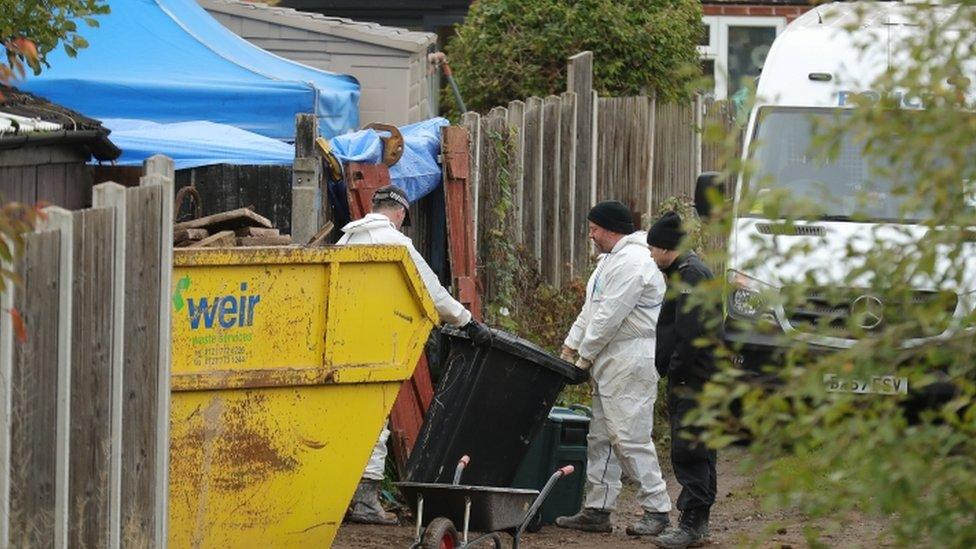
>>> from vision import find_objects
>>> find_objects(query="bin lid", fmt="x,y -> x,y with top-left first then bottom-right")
549,406 -> 591,424
442,327 -> 589,385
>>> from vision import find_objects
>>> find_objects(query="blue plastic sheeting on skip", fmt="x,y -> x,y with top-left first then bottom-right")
98,119 -> 295,170
330,117 -> 450,202
19,0 -> 359,139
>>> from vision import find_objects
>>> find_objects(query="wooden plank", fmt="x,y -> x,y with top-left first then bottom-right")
187,230 -> 235,248
478,108 -> 512,305
522,97 -> 544,262
140,156 -> 173,549
441,125 -> 481,319
652,100 -> 699,214
68,207 -> 115,549
568,52 -> 595,275
236,235 -> 293,246
541,96 -> 562,286
172,228 -> 208,242
506,100 -> 526,243
559,92 -> 578,279
35,207 -> 74,549
172,207 -> 272,232
117,185 -> 163,547
34,164 -> 70,210
8,231 -> 61,548
462,112 -> 481,247
0,229 -> 14,547
233,227 -> 279,237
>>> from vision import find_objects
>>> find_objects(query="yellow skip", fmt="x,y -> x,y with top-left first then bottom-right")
168,246 -> 437,548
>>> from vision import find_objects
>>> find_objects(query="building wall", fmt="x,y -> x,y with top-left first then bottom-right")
703,4 -> 810,23
0,146 -> 92,210
208,10 -> 429,126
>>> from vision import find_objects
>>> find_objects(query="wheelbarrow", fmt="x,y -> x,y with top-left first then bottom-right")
398,455 -> 575,549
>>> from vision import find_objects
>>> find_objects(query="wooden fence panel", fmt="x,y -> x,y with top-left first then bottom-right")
121,184 -> 164,546
701,99 -> 742,198
597,96 -> 655,226
559,92 -> 578,279
507,101 -> 526,244
652,101 -> 700,214
541,96 -> 562,286
68,207 -> 115,549
568,52 -> 596,275
7,231 -> 61,548
522,97 -> 544,261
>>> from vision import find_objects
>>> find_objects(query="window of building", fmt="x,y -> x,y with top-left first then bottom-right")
699,15 -> 786,100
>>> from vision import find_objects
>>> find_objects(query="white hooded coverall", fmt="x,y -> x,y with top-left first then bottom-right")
338,213 -> 472,480
564,231 -> 671,513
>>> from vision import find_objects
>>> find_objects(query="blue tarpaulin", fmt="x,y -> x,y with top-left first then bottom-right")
100,119 -> 294,170
329,117 -> 449,202
19,0 -> 359,140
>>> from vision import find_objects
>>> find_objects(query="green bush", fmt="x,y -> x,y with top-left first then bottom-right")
446,0 -> 702,115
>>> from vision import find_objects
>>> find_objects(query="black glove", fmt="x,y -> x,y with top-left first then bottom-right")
463,320 -> 492,346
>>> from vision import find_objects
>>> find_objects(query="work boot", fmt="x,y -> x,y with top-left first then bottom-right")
625,511 -> 670,536
652,507 -> 709,548
345,479 -> 398,525
554,508 -> 613,533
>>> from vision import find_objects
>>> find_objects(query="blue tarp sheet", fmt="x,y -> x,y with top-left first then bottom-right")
19,0 -> 359,140
100,119 -> 295,170
327,117 -> 448,225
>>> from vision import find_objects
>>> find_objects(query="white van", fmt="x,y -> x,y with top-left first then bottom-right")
714,1 -> 976,396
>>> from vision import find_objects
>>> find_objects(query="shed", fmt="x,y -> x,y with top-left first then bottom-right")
200,0 -> 439,126
0,87 -> 120,210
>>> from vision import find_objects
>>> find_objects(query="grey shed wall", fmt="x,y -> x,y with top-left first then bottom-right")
201,2 -> 438,127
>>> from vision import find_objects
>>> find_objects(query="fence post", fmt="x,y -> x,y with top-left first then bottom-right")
91,183 -> 128,549
291,114 -> 322,243
36,207 -> 74,549
140,155 -> 173,549
568,52 -> 596,274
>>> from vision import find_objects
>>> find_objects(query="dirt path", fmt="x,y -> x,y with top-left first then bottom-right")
334,446 -> 890,548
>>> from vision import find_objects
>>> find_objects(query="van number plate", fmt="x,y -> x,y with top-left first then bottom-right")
823,374 -> 908,395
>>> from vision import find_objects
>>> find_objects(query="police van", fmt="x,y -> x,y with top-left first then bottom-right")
714,1 -> 976,396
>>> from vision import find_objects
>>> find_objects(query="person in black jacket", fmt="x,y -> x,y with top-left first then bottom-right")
646,211 -> 717,549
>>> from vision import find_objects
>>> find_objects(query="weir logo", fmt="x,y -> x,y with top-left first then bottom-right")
173,276 -> 262,330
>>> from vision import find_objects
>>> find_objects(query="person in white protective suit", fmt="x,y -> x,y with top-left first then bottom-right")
339,184 -> 490,525
554,200 -> 671,536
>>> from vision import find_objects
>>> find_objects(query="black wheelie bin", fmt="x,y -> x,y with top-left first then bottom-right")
405,326 -> 589,487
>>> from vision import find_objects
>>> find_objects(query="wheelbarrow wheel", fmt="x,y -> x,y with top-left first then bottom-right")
422,517 -> 460,549
524,510 -> 544,533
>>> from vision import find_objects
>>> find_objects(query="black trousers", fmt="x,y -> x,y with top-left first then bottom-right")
668,378 -> 717,511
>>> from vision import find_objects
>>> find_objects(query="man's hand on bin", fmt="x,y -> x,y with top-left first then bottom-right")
575,356 -> 593,371
560,345 -> 577,363
463,320 -> 492,346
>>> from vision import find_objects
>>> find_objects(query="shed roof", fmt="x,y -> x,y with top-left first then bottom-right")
199,0 -> 437,52
0,86 -> 120,161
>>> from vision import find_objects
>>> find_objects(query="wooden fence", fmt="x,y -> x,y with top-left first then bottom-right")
0,156 -> 173,548
461,51 -> 741,290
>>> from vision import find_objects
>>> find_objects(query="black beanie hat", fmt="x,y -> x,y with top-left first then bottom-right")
587,200 -> 635,234
647,211 -> 686,250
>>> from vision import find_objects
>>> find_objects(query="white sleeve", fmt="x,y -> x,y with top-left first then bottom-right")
576,259 -> 647,361
564,295 -> 590,350
407,241 -> 472,327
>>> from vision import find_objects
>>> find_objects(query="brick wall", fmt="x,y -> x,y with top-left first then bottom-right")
703,4 -> 812,23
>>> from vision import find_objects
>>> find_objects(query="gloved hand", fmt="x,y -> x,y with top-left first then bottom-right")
575,356 -> 593,371
559,345 -> 577,363
463,320 -> 492,346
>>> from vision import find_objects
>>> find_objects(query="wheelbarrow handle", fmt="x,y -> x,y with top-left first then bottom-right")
515,466 -> 577,539
452,455 -> 471,486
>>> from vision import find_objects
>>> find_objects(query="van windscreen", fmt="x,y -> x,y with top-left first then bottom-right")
747,107 -> 973,222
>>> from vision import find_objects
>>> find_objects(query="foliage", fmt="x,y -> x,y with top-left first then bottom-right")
685,4 -> 976,545
446,0 -> 702,115
1,0 -> 108,79
480,126 -> 520,329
